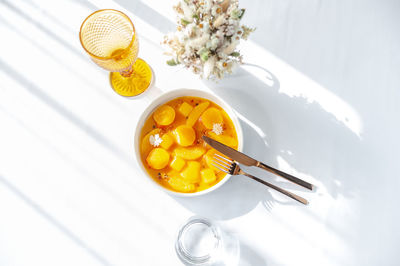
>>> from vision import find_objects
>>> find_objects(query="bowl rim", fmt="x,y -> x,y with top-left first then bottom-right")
134,88 -> 243,197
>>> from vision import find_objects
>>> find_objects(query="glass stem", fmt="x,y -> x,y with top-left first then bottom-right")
120,65 -> 134,77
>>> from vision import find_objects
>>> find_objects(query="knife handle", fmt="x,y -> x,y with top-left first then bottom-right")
257,162 -> 314,190
242,173 -> 308,205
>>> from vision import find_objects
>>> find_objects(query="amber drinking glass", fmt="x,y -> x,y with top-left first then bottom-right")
79,9 -> 152,97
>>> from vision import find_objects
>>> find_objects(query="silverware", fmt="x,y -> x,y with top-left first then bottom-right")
202,136 -> 314,190
212,153 -> 308,205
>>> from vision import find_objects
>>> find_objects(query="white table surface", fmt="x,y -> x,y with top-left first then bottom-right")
1,0 -> 399,265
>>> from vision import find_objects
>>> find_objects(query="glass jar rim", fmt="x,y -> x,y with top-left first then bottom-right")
175,217 -> 221,265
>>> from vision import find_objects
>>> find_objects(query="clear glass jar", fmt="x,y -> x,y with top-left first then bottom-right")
175,216 -> 239,266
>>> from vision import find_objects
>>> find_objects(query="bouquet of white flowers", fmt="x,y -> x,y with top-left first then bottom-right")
163,0 -> 255,79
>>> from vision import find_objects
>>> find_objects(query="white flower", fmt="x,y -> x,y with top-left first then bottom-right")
180,1 -> 194,21
225,24 -> 236,36
211,5 -> 220,16
188,34 -> 209,50
204,55 -> 217,78
149,134 -> 163,147
201,22 -> 211,33
212,123 -> 223,135
184,24 -> 197,37
204,0 -> 213,10
206,36 -> 219,51
216,61 -> 225,70
163,0 -> 255,79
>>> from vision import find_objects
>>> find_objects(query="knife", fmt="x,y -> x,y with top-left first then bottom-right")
202,136 -> 314,190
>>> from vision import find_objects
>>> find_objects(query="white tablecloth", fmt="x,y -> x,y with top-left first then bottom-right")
1,0 -> 399,265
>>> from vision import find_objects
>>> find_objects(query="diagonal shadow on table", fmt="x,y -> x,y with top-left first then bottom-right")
112,0 -> 366,213
2,0 -> 85,60
0,105 -> 170,241
22,0 -> 79,34
0,16 -> 133,115
0,174 -> 112,266
238,240 -> 269,266
113,0 -> 175,34
204,65 -> 364,218
0,59 -> 133,168
172,63 -> 365,221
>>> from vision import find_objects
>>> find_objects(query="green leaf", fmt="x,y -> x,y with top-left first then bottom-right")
200,52 -> 209,62
193,14 -> 199,20
231,9 -> 245,20
167,59 -> 179,66
238,9 -> 246,19
198,48 -> 210,62
181,18 -> 190,26
230,52 -> 240,57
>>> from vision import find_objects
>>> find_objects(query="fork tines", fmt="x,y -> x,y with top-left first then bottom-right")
212,153 -> 235,174
212,152 -> 309,204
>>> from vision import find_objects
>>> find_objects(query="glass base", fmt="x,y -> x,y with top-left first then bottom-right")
110,58 -> 153,97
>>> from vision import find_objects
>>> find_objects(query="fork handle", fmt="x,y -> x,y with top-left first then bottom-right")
243,173 -> 308,205
257,162 -> 313,191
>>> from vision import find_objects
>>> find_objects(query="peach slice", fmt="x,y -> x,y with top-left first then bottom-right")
160,133 -> 174,150
180,161 -> 201,183
141,128 -> 162,156
178,102 -> 193,117
170,156 -> 186,172
168,176 -> 196,192
174,125 -> 196,146
186,101 -> 210,127
201,107 -> 223,129
146,148 -> 170,169
153,105 -> 175,126
201,168 -> 217,184
208,132 -> 238,148
173,146 -> 206,160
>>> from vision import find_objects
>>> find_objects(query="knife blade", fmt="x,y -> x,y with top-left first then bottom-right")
202,135 -> 314,190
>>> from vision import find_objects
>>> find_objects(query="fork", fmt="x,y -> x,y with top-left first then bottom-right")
212,154 -> 308,205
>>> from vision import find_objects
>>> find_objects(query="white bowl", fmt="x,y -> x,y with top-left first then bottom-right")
134,88 -> 243,197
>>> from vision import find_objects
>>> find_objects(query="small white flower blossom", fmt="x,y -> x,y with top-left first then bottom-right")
163,0 -> 255,79
212,123 -> 224,135
149,134 -> 163,147
206,37 -> 220,50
